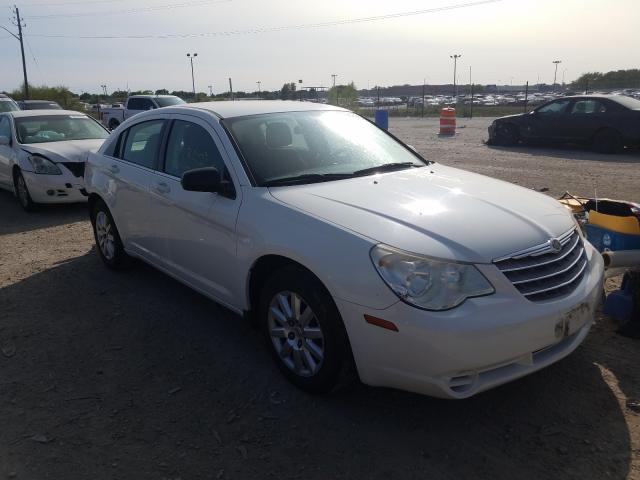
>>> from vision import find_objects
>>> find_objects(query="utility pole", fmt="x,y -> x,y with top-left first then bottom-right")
2,7 -> 29,98
552,60 -> 562,91
101,84 -> 107,96
450,54 -> 461,103
331,74 -> 337,104
228,78 -> 234,101
421,78 -> 425,118
186,53 -> 198,96
208,85 -> 213,96
256,81 -> 261,97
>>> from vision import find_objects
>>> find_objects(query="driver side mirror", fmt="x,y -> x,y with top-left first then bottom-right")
181,167 -> 235,199
0,135 -> 10,146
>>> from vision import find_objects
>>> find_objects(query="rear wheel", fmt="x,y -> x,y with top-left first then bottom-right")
493,123 -> 519,146
90,200 -> 131,269
13,169 -> 36,212
593,128 -> 623,154
259,265 -> 352,393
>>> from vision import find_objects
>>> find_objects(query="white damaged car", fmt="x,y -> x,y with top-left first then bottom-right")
85,101 -> 604,398
0,110 -> 109,211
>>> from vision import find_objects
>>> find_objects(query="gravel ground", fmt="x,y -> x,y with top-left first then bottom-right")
1,117 -> 639,479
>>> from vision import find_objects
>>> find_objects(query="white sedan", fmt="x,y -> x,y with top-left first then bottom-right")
85,101 -> 604,399
0,110 -> 109,211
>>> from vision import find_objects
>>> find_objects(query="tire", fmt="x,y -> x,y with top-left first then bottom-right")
593,128 -> 623,154
493,123 -> 519,146
90,199 -> 132,269
108,119 -> 120,131
13,169 -> 37,212
259,265 -> 352,393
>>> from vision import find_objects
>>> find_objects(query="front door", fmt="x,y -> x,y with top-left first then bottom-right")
529,98 -> 572,140
149,115 -> 242,306
0,116 -> 13,188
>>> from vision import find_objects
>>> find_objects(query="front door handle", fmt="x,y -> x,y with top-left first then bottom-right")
153,182 -> 170,195
108,164 -> 120,174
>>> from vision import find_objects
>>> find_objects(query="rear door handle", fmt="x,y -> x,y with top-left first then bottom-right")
153,182 -> 170,195
108,164 -> 120,174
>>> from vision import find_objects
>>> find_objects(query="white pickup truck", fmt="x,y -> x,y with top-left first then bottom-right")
100,95 -> 185,130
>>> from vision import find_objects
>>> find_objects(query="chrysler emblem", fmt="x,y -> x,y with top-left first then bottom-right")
549,238 -> 562,253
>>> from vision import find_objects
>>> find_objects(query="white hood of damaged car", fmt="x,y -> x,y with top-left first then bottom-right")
20,139 -> 105,163
269,164 -> 574,263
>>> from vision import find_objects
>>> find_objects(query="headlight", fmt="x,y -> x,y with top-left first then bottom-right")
370,245 -> 494,311
27,155 -> 62,175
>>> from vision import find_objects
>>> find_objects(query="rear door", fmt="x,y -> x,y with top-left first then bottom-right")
148,114 -> 242,306
107,118 -> 167,260
563,98 -> 610,141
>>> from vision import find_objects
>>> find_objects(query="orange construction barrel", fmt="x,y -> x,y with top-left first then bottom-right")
439,107 -> 456,135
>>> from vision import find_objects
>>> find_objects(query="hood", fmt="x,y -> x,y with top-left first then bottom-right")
20,139 -> 105,163
269,165 -> 574,263
494,112 -> 528,123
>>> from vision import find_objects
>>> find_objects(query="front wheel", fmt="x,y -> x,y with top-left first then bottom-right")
259,266 -> 352,393
13,169 -> 37,212
492,123 -> 519,146
90,200 -> 132,269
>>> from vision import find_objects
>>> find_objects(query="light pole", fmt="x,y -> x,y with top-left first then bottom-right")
450,54 -> 461,102
208,85 -> 213,97
552,60 -> 562,91
256,81 -> 261,97
101,85 -> 107,96
562,69 -> 567,86
186,53 -> 198,96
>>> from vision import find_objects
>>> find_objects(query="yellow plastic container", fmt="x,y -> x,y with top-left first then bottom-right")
589,210 -> 640,235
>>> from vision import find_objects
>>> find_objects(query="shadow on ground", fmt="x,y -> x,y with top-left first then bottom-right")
486,142 -> 640,164
0,252 -> 634,479
0,189 -> 88,236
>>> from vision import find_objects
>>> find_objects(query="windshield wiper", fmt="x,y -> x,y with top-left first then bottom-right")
351,162 -> 422,177
263,173 -> 354,187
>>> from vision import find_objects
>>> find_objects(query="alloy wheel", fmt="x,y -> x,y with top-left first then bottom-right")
95,211 -> 115,260
268,291 -> 325,377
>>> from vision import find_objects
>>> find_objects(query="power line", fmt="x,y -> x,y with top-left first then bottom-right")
25,0 -> 232,19
1,0 -> 125,7
26,0 -> 502,38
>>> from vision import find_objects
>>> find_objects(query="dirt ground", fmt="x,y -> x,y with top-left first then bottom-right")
1,117 -> 639,480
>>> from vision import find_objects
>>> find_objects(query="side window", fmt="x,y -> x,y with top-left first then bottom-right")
139,99 -> 154,111
0,116 -> 10,139
537,99 -> 571,115
127,98 -> 144,110
570,100 -> 607,115
121,120 -> 164,169
164,120 -> 225,178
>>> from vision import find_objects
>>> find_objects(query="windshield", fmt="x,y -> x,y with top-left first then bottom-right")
155,96 -> 186,107
0,100 -> 19,113
16,115 -> 109,144
224,110 -> 427,186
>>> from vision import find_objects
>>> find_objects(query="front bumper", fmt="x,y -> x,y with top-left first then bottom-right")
336,241 -> 604,399
22,169 -> 88,204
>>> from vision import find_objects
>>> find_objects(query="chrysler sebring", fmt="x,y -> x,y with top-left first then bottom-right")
85,101 -> 604,398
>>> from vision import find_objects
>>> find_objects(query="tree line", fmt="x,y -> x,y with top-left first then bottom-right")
571,69 -> 640,90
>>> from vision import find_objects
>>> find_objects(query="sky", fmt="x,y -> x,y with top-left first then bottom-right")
0,0 -> 638,94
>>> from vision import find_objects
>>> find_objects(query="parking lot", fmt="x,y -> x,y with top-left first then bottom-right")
1,116 -> 639,479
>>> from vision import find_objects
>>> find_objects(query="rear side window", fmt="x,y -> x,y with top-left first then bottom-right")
570,100 -> 607,114
121,120 -> 164,169
128,98 -> 154,111
164,120 -> 225,178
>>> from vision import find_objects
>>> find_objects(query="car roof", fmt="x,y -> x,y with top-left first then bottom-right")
7,109 -> 89,118
565,94 -> 640,109
20,99 -> 60,104
173,100 -> 348,119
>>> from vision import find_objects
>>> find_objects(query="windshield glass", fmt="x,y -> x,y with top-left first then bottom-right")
155,96 -> 186,107
224,110 -> 426,186
0,100 -> 19,113
15,115 -> 109,144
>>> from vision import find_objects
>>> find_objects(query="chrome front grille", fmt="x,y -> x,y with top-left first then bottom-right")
494,229 -> 587,302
